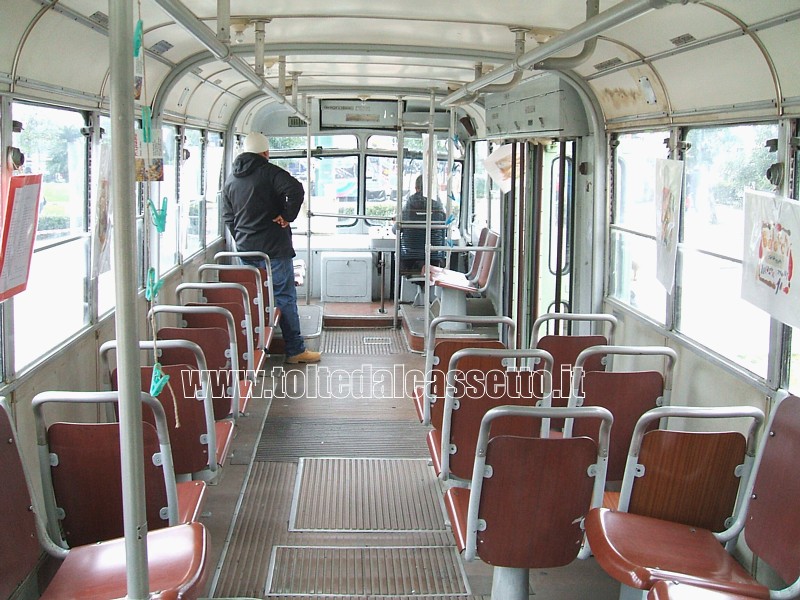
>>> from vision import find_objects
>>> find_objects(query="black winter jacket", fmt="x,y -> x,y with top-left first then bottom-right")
222,152 -> 304,258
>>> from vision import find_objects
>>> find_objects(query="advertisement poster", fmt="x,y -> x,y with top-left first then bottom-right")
134,127 -> 164,182
483,144 -> 518,194
91,141 -> 112,278
742,190 -> 799,328
655,158 -> 684,291
0,174 -> 42,301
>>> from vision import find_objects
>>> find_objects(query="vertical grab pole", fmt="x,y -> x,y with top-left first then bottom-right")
423,89 -> 436,341
305,96 -> 312,305
109,2 -> 149,598
393,99 -> 404,327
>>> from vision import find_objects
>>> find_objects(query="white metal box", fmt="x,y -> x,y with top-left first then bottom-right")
320,252 -> 372,302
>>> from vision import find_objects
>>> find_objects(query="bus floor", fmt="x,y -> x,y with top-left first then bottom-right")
197,327 -> 620,599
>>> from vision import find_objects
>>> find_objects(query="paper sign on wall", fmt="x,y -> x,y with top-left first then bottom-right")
655,158 -> 684,291
742,190 -> 799,328
0,174 -> 42,301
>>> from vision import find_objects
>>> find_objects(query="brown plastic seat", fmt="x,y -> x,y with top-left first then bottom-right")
432,347 -> 554,481
648,581 -> 763,600
33,391 -> 207,548
564,345 -> 678,507
414,314 -> 514,426
428,229 -> 500,316
585,393 -> 800,598
444,404 -> 613,599
0,397 -> 209,600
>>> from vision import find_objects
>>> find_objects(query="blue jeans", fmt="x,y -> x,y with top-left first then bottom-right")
244,256 -> 305,357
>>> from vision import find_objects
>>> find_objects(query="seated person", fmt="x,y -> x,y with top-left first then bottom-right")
394,175 -> 447,273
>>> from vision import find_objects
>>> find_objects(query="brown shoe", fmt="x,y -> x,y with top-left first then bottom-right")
285,350 -> 322,364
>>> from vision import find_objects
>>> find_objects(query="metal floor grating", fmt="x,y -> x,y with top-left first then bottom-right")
321,328 -> 407,355
289,458 -> 446,533
266,546 -> 471,597
256,418 -> 430,462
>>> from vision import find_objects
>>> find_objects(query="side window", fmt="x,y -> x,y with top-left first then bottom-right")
158,124 -> 178,274
608,131 -> 669,322
11,102 -> 89,370
180,128 -> 203,256
677,124 -> 778,376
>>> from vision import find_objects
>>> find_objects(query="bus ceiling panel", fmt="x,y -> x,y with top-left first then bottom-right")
758,21 -> 800,101
14,11 -> 109,102
708,0 -> 800,24
652,37 -> 777,117
218,0 -> 590,31
587,64 -> 668,124
599,2 -> 735,58
0,2 -> 38,73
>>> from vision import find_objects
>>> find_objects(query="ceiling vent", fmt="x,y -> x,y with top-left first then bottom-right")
149,40 -> 174,55
594,57 -> 623,72
670,33 -> 696,47
89,11 -> 109,27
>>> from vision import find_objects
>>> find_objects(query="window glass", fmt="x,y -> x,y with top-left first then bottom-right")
158,124 -> 178,274
206,132 -> 224,242
683,124 -> 777,256
270,154 -> 359,232
12,102 -> 89,370
13,103 -> 87,245
180,128 -> 203,256
14,239 -> 89,370
677,123 -> 778,375
471,141 -> 491,237
608,131 -> 670,322
270,135 -> 357,151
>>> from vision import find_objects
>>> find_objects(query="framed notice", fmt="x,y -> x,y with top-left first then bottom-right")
0,174 -> 42,301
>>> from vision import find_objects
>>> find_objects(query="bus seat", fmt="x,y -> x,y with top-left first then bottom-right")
444,405 -> 612,600
152,304 -> 249,420
0,397 -> 209,600
428,229 -> 499,320
201,262 -> 277,354
99,338 -> 229,481
585,393 -> 800,599
156,326 -> 233,420
433,347 -> 554,482
414,315 -> 515,426
648,581 -> 763,599
565,345 -> 678,489
531,312 -> 618,418
617,406 -> 764,534
178,281 -> 261,375
31,391 -> 206,549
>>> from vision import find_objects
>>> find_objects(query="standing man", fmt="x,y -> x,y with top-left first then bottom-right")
222,131 -> 321,364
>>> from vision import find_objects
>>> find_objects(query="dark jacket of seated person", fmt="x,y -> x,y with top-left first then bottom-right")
394,177 -> 447,273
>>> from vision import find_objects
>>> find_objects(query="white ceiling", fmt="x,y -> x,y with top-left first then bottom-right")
3,1 -> 800,132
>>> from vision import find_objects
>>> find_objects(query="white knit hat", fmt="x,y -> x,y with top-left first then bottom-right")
243,132 -> 269,154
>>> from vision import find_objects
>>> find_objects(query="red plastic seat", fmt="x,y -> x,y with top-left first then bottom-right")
586,393 -> 800,598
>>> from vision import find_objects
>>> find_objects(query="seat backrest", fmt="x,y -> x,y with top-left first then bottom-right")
615,405 -> 764,536
468,405 -> 612,568
186,296 -> 252,371
744,393 -> 800,586
629,429 -> 746,532
536,334 -> 607,410
140,365 -> 209,476
428,338 -> 506,430
472,229 -> 500,290
572,370 -> 665,481
0,402 -> 42,599
47,421 -> 169,547
443,349 -> 552,481
157,326 -> 233,420
465,227 -> 489,281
